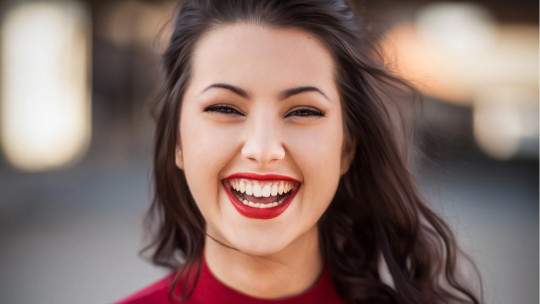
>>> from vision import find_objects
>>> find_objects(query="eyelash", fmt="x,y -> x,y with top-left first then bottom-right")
204,104 -> 324,118
285,107 -> 324,118
204,104 -> 244,116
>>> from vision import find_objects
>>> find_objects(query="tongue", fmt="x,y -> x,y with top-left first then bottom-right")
243,194 -> 280,205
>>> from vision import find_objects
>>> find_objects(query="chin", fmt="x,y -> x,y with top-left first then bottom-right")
227,231 -> 294,257
237,244 -> 289,258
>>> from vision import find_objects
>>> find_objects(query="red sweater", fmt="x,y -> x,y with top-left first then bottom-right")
113,259 -> 347,304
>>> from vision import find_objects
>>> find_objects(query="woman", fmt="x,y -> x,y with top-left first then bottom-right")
116,0 -> 481,303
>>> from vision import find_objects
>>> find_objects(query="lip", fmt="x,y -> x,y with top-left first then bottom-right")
224,172 -> 300,182
222,172 -> 301,219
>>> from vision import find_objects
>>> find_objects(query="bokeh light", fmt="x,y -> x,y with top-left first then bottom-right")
0,1 -> 91,171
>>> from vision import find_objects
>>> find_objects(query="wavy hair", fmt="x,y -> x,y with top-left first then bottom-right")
145,0 -> 482,303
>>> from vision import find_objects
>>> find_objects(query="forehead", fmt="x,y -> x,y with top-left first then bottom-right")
189,23 -> 337,97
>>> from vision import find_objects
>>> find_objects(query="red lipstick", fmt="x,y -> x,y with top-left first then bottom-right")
223,173 -> 301,219
225,172 -> 299,182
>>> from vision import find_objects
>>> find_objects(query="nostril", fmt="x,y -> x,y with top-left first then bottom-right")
241,140 -> 285,164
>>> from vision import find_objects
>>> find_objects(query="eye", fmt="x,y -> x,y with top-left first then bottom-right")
285,107 -> 324,118
204,104 -> 244,116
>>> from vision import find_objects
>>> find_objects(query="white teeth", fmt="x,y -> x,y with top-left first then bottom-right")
253,184 -> 263,197
271,184 -> 278,196
284,182 -> 292,193
240,181 -> 246,193
262,185 -> 271,197
242,199 -> 281,209
230,179 -> 297,197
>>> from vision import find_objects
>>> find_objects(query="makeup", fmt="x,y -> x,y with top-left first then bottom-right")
223,173 -> 301,219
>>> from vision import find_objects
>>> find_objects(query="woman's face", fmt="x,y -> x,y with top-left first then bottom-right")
176,23 -> 353,256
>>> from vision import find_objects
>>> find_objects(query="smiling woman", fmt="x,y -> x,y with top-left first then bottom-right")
114,1 -> 481,304
176,25 -> 351,268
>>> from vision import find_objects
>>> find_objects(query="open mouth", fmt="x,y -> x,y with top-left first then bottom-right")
224,178 -> 299,209
222,173 -> 301,219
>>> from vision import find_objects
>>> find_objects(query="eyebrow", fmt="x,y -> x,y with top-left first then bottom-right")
279,86 -> 329,101
201,83 -> 329,101
202,83 -> 248,98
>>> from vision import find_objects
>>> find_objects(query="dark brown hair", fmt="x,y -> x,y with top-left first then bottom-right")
145,0 -> 482,303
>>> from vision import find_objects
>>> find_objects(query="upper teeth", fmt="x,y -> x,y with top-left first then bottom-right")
229,179 -> 295,197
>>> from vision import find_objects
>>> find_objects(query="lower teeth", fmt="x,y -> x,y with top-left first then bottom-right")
242,199 -> 281,209
230,184 -> 292,209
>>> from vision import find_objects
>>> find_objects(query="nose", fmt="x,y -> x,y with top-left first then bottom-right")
241,115 -> 285,165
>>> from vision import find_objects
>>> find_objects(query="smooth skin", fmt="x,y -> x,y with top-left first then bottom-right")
175,23 -> 354,299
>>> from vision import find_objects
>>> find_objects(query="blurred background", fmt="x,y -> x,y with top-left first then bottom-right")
0,0 -> 537,303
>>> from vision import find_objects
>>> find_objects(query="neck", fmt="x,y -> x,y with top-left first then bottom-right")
204,227 -> 323,299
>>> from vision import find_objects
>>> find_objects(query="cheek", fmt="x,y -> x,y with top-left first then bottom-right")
285,122 -> 344,208
286,122 -> 344,175
179,116 -> 240,214
180,114 -> 240,170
